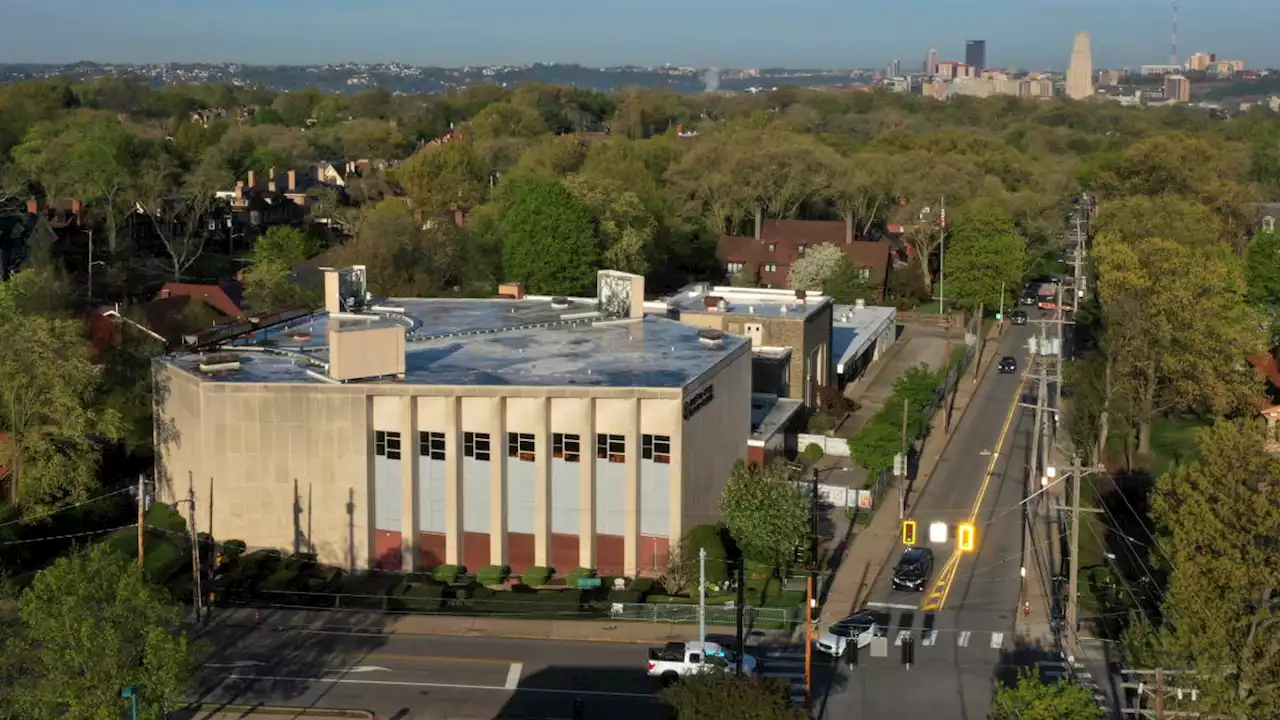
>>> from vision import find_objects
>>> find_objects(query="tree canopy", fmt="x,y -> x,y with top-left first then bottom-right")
991,669 -> 1101,720
499,175 -> 601,296
661,672 -> 808,720
944,197 -> 1027,311
719,461 -> 810,566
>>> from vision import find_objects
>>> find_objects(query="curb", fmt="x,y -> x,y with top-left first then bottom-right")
854,334 -> 1003,608
179,704 -> 375,719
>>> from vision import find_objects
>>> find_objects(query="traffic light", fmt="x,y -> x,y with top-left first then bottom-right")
793,547 -> 805,564
901,520 -> 917,545
958,523 -> 975,551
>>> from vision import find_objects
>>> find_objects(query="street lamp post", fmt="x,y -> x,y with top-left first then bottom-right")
120,684 -> 139,720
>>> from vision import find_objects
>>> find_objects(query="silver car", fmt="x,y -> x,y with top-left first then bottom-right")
814,612 -> 884,657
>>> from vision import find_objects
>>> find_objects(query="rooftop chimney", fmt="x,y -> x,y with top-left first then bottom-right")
704,295 -> 725,311
287,169 -> 297,192
247,170 -> 257,189
845,212 -> 854,244
25,198 -> 38,214
267,167 -> 277,193
497,281 -> 525,300
754,207 -> 763,240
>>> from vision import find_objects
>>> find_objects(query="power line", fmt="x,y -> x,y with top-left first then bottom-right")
0,486 -> 134,530
0,523 -> 137,547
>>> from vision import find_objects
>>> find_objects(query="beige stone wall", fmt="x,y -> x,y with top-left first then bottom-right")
154,351 -> 754,573
679,347 -> 752,542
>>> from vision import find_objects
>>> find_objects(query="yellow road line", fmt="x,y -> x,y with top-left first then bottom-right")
920,370 -> 1029,612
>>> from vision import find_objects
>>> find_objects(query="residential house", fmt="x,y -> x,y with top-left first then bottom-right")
1246,347 -> 1280,454
0,211 -> 55,280
141,281 -> 246,344
716,215 -> 893,300
1255,202 -> 1279,235
215,168 -> 316,237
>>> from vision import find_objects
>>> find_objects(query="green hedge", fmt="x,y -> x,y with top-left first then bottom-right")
477,564 -> 511,586
390,581 -> 444,611
628,577 -> 663,600
522,566 -> 553,587
433,564 -> 465,584
801,443 -> 824,461
608,589 -> 643,604
566,567 -> 595,588
685,525 -> 729,585
482,589 -> 583,613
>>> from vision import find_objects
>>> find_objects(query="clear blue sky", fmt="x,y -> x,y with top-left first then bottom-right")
1,0 -> 1274,71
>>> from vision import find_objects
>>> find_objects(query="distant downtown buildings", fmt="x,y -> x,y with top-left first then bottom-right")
965,40 -> 986,72
1065,31 -> 1094,99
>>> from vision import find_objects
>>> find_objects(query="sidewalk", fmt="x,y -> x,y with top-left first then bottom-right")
196,606 -> 800,647
173,708 -> 373,720
818,324 -> 1005,621
1015,440 -> 1064,645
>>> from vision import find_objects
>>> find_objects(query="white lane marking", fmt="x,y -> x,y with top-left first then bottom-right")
206,661 -> 266,668
227,675 -> 657,699
922,630 -> 938,646
989,632 -> 1004,649
864,601 -> 919,610
326,666 -> 390,673
894,630 -> 911,646
957,631 -> 971,647
505,662 -> 523,690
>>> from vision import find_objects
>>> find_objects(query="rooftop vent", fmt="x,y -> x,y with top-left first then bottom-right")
795,289 -> 807,303
703,295 -> 723,311
698,328 -> 725,349
855,298 -> 866,310
550,296 -> 571,310
199,352 -> 241,373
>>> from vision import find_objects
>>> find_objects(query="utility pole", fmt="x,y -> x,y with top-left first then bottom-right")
998,280 -> 1005,336
188,487 -> 203,623
938,195 -> 946,316
899,396 -> 908,520
136,474 -> 146,569
1067,456 -> 1082,655
804,573 -> 813,710
943,319 -> 953,434
734,558 -> 745,677
973,302 -> 984,381
698,547 -> 707,646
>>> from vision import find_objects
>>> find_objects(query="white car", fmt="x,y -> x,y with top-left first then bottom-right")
815,612 -> 885,657
647,641 -> 758,683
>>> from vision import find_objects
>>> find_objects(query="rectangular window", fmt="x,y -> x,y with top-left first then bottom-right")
797,245 -> 806,256
553,432 -> 581,462
642,434 -> 672,464
418,431 -> 445,460
507,432 -> 536,461
767,243 -> 776,252
726,261 -> 744,274
595,434 -> 626,463
763,263 -> 778,273
858,267 -> 871,281
463,431 -> 490,461
374,430 -> 401,460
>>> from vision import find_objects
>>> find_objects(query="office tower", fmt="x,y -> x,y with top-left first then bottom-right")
888,59 -> 900,77
1188,52 -> 1214,71
925,48 -> 939,75
1164,74 -> 1191,102
965,40 -> 987,71
1065,31 -> 1094,100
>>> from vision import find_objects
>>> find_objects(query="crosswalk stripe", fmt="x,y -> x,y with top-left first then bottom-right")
957,631 -> 971,647
922,630 -> 938,646
894,630 -> 911,646
990,632 -> 1004,649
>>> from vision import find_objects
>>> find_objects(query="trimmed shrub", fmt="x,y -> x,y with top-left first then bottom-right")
477,564 -> 512,586
628,577 -> 663,600
433,564 -> 465,584
608,589 -> 643,604
565,567 -> 595,588
391,581 -> 444,611
801,443 -> 824,462
523,566 -> 553,587
684,525 -> 729,585
222,539 -> 247,557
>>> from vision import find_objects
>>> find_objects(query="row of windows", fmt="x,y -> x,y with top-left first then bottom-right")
375,431 -> 671,465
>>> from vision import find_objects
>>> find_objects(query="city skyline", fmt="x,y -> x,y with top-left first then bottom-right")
2,0 -> 1277,71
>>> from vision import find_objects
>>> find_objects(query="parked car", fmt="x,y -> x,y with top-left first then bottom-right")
998,356 -> 1017,374
891,547 -> 935,592
647,641 -> 757,683
815,612 -> 885,657
1011,310 -> 1027,326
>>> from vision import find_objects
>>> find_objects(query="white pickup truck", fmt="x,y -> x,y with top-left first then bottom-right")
646,641 -> 758,683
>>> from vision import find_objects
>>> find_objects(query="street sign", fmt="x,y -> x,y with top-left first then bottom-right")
893,453 -> 907,477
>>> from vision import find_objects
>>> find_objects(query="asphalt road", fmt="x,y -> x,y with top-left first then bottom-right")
192,624 -> 821,720
816,323 -> 1057,720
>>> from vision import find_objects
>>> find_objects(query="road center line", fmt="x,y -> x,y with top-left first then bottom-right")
925,369 -> 1029,612
505,662 -> 523,690
226,674 -> 658,700
864,601 -> 919,611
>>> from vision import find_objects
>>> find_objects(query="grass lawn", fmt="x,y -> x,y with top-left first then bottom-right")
1104,414 -> 1207,477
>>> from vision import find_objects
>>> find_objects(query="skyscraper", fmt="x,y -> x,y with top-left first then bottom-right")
1065,31 -> 1094,100
888,59 -> 901,77
965,41 -> 987,71
925,48 -> 939,75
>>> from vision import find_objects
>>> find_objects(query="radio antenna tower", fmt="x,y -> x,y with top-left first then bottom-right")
1171,3 -> 1179,66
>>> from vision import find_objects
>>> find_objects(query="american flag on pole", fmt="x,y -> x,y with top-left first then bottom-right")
939,207 -> 947,228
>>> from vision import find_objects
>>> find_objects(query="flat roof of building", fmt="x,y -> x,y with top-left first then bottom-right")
663,284 -> 832,321
161,298 -> 749,389
750,394 -> 804,442
832,304 -> 897,375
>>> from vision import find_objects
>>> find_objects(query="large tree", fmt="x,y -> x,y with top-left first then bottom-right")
943,198 -> 1027,311
991,669 -> 1101,720
3,545 -> 194,719
132,154 -> 226,282
1094,235 -> 1263,455
719,461 -> 809,566
562,172 -> 657,276
0,269 -> 122,509
786,242 -> 846,292
241,225 -> 323,310
662,673 -> 807,720
499,176 -> 600,296
393,139 -> 488,215
1149,419 -> 1280,718
332,199 -> 466,298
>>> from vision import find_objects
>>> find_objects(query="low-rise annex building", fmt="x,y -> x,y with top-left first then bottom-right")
153,268 -> 752,577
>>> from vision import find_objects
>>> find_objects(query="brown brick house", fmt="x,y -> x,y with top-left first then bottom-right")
716,216 -> 892,300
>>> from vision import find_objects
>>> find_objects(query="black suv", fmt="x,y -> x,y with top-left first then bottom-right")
998,356 -> 1017,374
892,547 -> 934,592
1010,310 -> 1027,326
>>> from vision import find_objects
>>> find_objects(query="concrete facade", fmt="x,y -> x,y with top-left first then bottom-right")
154,270 -> 752,578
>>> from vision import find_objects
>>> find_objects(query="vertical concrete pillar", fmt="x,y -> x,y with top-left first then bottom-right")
400,395 -> 418,571
489,396 -> 508,566
444,396 -> 463,565
579,399 -> 597,569
533,397 -> 551,566
668,397 -> 685,553
623,398 -> 641,577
